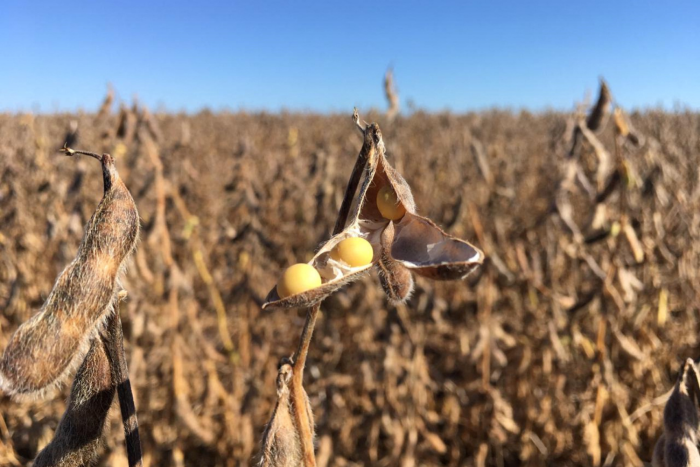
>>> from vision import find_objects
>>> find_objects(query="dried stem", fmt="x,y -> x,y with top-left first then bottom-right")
290,304 -> 321,467
352,107 -> 366,134
60,144 -> 104,162
103,305 -> 143,467
292,304 -> 321,381
384,68 -> 399,121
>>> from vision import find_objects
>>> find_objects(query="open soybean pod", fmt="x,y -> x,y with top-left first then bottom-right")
263,118 -> 483,310
0,148 -> 139,396
356,136 -> 484,281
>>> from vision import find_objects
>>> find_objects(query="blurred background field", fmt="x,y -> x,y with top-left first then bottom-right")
2,1 -> 700,466
0,98 -> 699,465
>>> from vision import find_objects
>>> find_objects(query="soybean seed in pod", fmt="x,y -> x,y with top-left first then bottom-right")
330,237 -> 373,267
277,263 -> 322,299
377,185 -> 406,221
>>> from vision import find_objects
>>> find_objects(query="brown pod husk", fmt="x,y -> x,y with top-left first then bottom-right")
261,227 -> 377,309
263,128 -> 388,310
655,358 -> 700,467
391,213 -> 484,280
0,151 -> 139,396
33,335 -> 115,467
586,79 -> 612,132
259,361 -> 313,467
376,222 -> 414,303
263,118 -> 483,309
262,264 -> 371,310
363,147 -> 482,281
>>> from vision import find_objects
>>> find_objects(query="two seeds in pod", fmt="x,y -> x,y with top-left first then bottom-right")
276,237 -> 373,299
276,185 -> 405,299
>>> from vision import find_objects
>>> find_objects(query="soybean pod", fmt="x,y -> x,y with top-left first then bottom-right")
0,147 -> 139,396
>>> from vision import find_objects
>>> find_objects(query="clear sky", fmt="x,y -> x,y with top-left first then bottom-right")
1,1 -> 698,113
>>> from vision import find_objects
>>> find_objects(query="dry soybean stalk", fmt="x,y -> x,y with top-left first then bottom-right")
260,116 -> 373,466
586,78 -> 612,132
0,145 -> 139,395
96,84 -> 114,120
0,145 -> 141,466
103,297 -> 143,467
384,67 -> 400,122
277,118 -> 392,465
260,110 -> 484,466
290,304 -> 321,467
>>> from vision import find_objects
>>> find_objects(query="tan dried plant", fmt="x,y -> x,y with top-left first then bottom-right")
567,78 -> 613,165
613,106 -> 643,147
258,110 -> 484,466
586,78 -> 612,132
33,295 -> 133,467
384,67 -> 400,122
0,147 -> 143,466
96,84 -> 114,121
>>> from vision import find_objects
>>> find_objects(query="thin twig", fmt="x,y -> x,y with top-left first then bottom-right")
291,303 -> 321,467
353,107 -> 367,134
292,304 -> 321,379
59,143 -> 104,162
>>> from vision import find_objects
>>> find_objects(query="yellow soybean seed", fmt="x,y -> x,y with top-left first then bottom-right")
277,263 -> 322,299
330,237 -> 373,267
377,185 -> 406,220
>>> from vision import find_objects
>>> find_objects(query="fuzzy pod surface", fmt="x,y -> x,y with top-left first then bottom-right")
0,152 -> 139,396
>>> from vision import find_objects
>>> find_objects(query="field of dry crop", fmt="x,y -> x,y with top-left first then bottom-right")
0,99 -> 699,466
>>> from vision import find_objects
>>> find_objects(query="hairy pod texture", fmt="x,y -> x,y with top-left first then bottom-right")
0,153 -> 139,396
652,359 -> 700,467
376,222 -> 414,303
33,334 -> 114,467
259,362 -> 314,467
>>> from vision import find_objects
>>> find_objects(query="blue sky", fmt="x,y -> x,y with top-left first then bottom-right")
1,1 -> 698,113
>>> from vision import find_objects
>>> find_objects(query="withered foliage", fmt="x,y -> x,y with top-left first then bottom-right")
0,92 -> 699,466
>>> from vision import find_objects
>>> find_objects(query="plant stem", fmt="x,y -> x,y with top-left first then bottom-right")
291,303 -> 321,467
103,306 -> 143,467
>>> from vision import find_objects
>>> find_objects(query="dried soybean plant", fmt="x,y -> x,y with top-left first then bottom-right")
546,79 -> 700,465
0,146 -> 142,466
384,68 -> 400,122
258,109 -> 484,466
652,359 -> 700,467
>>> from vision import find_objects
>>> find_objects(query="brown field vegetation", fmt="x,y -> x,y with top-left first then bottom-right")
0,101 -> 699,465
